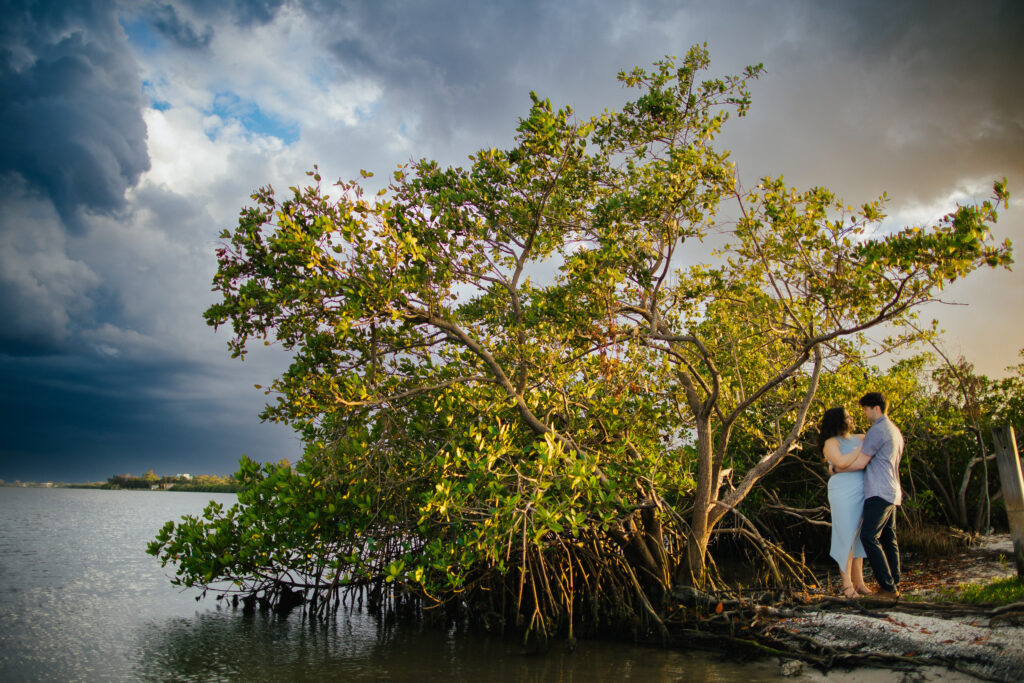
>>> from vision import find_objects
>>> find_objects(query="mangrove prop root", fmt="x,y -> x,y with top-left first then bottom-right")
188,506 -> 1024,679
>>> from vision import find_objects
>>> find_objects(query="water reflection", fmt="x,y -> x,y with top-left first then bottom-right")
133,605 -> 781,682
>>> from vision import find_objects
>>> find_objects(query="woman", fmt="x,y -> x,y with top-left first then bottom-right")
819,406 -> 872,598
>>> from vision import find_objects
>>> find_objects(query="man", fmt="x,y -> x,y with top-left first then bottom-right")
857,391 -> 904,599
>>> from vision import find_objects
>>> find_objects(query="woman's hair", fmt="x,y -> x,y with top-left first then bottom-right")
818,406 -> 853,452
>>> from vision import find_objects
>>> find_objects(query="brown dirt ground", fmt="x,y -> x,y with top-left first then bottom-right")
898,534 -> 1018,597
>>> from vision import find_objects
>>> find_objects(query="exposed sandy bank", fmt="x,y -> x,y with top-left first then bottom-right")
779,535 -> 1023,681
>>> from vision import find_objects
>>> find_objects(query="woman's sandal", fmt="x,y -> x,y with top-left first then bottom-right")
855,585 -> 873,596
842,586 -> 860,599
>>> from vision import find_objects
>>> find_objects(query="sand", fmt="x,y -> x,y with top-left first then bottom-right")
777,535 -> 1023,681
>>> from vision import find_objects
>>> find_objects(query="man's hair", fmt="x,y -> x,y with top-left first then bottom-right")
859,392 -> 888,413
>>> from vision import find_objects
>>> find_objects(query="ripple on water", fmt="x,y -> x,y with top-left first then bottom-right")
0,488 -> 237,682
1,488 -> 789,682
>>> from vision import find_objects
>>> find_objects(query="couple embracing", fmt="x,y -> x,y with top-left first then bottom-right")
819,392 -> 904,600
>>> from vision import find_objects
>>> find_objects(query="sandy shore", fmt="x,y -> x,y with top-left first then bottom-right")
779,607 -> 1023,680
777,535 -> 1023,681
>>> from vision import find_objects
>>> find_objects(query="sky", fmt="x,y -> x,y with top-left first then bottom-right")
1,0 -> 1022,482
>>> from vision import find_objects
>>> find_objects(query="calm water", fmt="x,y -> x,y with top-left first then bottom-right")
0,487 -> 786,682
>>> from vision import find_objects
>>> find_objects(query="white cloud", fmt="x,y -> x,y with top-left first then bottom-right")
136,4 -> 382,139
141,107 -> 292,199
875,180 -> 1001,235
141,107 -> 232,194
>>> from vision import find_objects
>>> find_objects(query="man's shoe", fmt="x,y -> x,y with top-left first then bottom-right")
874,590 -> 900,600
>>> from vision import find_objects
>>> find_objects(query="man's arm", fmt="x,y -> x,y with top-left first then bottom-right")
860,426 -> 882,458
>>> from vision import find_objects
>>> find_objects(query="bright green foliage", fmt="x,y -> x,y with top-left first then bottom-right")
150,46 -> 1013,636
927,576 -> 1024,606
148,457 -> 397,616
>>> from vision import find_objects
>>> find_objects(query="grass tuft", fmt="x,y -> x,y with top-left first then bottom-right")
925,576 -> 1024,606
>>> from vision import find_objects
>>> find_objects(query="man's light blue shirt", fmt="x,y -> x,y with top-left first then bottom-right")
861,415 -> 904,505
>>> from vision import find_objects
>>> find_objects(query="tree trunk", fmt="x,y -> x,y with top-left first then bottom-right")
687,418 -> 716,585
686,523 -> 712,586
992,426 -> 1024,578
640,505 -> 671,587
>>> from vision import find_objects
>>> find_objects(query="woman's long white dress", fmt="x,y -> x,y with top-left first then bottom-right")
828,435 -> 866,570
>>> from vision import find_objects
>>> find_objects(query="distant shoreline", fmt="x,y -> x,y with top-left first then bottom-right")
0,481 -> 102,488
0,481 -> 240,493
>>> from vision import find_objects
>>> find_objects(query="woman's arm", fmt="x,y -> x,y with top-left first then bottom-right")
834,452 -> 871,472
824,437 -> 867,471
836,434 -> 869,471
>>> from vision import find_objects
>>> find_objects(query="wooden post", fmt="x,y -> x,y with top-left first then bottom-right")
992,425 -> 1024,578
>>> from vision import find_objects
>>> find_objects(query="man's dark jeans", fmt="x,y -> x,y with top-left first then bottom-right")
860,496 -> 900,592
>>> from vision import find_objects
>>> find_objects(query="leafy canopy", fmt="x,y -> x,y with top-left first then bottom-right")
152,45 -> 1012,619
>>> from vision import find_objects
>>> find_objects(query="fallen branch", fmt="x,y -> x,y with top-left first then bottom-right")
760,503 -> 832,528
989,600 -> 1024,626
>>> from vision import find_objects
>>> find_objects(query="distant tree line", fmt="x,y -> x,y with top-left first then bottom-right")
106,470 -> 238,493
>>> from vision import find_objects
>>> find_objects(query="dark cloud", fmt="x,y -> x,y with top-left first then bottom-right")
0,176 -> 100,356
148,3 -> 213,49
0,0 -> 149,231
716,0 -> 1024,199
0,352 -> 297,482
0,1 -> 156,355
282,0 -> 1021,239
310,0 -> 663,150
174,0 -> 286,28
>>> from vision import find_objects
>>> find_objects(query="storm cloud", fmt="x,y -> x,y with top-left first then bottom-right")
0,0 -> 150,228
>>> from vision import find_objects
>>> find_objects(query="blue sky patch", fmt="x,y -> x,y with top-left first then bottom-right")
118,16 -> 163,54
141,80 -> 172,111
208,92 -> 299,144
